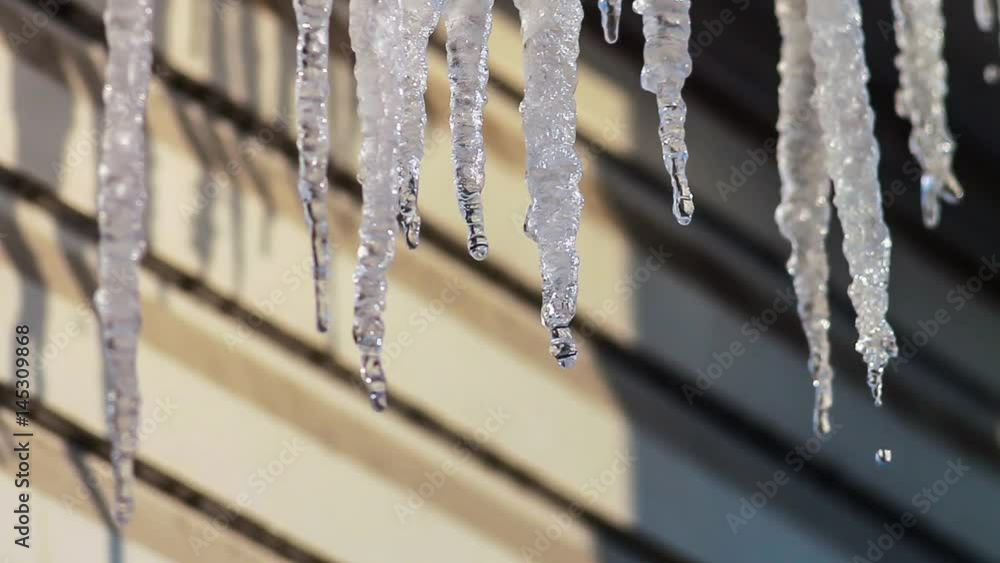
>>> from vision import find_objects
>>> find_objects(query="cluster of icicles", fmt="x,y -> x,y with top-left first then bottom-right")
90,0 -> 968,524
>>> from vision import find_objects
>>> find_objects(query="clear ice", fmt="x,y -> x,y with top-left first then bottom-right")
96,0 -> 156,526
514,0 -> 585,368
634,0 -> 695,225
293,0 -> 334,332
598,0 -> 623,44
351,0 -> 403,410
444,0 -> 494,261
774,0 -> 834,435
806,0 -> 898,406
892,0 -> 963,228
396,0 -> 444,249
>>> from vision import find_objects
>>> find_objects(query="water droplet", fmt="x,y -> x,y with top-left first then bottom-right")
876,448 -> 892,466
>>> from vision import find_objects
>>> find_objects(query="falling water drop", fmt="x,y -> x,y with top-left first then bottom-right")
633,0 -> 696,226
96,0 -> 157,527
876,448 -> 893,466
806,0 -> 898,406
598,0 -> 623,44
774,0 -> 835,436
292,0 -> 335,333
396,0 -> 445,250
984,63 -> 1000,83
514,0 -> 585,368
351,0 -> 404,410
444,0 -> 494,261
891,0 -> 963,228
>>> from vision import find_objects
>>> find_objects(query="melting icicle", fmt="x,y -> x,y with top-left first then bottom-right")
444,0 -> 493,261
351,0 -> 403,410
892,0 -> 963,228
774,0 -> 834,436
806,0 -> 898,406
96,0 -> 156,526
293,0 -> 334,333
396,0 -> 444,249
514,0 -> 584,368
598,0 -> 623,44
634,0 -> 695,225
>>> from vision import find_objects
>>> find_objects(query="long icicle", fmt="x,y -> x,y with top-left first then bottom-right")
634,0 -> 695,225
892,0 -> 963,228
806,0 -> 898,406
444,0 -> 493,261
351,0 -> 403,410
598,0 -> 623,44
514,0 -> 585,368
96,0 -> 156,526
293,0 -> 335,333
396,0 -> 444,249
774,0 -> 834,435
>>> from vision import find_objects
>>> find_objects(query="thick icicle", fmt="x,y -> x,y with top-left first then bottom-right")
892,0 -> 963,228
598,0 -> 623,43
396,0 -> 444,249
634,0 -> 695,225
774,0 -> 834,435
444,0 -> 493,261
514,0 -> 584,368
95,0 -> 156,526
806,0 -> 898,406
351,0 -> 403,410
293,0 -> 334,332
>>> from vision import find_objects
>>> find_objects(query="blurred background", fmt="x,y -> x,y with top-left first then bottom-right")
0,0 -> 998,561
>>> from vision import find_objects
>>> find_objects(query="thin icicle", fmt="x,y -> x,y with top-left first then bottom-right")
806,0 -> 898,406
444,0 -> 493,260
293,0 -> 334,333
892,0 -> 963,228
774,0 -> 834,435
514,0 -> 584,368
598,0 -> 623,44
396,0 -> 444,249
351,0 -> 403,410
634,0 -> 695,225
95,0 -> 156,526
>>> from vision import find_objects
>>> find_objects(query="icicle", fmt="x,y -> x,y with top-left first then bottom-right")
444,0 -> 493,261
95,0 -> 156,526
972,0 -> 1000,83
351,0 -> 403,410
514,0 -> 584,368
806,0 -> 898,406
774,0 -> 834,436
396,0 -> 444,249
633,0 -> 695,225
892,0 -> 963,228
974,0 -> 995,31
598,0 -> 623,44
292,0 -> 334,332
